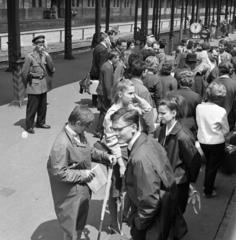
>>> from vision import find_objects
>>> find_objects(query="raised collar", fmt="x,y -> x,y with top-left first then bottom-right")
128,131 -> 141,151
163,120 -> 182,136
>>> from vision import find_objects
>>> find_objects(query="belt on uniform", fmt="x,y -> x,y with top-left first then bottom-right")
33,75 -> 44,80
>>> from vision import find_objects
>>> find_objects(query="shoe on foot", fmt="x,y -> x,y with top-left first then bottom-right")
203,185 -> 217,191
26,128 -> 35,134
203,190 -> 217,198
36,124 -> 51,129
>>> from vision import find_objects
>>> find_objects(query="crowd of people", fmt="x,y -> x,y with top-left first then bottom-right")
22,30 -> 236,240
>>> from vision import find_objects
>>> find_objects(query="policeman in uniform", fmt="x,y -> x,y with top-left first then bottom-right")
22,35 -> 55,134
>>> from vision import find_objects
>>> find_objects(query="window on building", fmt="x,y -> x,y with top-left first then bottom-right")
72,0 -> 75,7
124,0 -> 130,7
77,0 -> 80,7
102,0 -> 106,7
32,0 -> 36,7
38,0 -> 42,7
88,0 -> 95,7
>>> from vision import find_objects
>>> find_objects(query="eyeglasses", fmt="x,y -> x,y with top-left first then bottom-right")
110,123 -> 133,133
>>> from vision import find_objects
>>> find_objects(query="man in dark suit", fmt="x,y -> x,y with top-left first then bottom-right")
94,51 -> 120,138
90,32 -> 110,108
214,62 -> 236,130
110,108 -> 187,240
22,35 -> 55,134
167,70 -> 202,137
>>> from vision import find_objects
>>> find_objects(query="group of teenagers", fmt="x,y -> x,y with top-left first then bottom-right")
47,31 -> 236,240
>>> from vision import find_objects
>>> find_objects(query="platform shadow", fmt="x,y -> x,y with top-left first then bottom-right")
31,199 -> 110,240
75,98 -> 92,107
14,118 -> 26,129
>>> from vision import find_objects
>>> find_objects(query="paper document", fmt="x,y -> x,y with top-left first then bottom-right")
87,164 -> 107,194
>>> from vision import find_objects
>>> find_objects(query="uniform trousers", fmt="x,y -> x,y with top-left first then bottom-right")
26,92 -> 47,129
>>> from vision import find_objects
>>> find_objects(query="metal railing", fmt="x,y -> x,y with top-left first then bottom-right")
0,19 -> 182,51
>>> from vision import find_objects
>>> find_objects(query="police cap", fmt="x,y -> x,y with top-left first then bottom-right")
32,35 -> 45,44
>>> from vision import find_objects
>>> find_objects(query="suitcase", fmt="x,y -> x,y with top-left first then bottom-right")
222,144 -> 236,173
225,131 -> 236,146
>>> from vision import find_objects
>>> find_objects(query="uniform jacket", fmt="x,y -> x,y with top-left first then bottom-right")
126,133 -> 187,240
47,126 -> 108,235
21,51 -> 55,94
167,88 -> 202,135
90,43 -> 108,80
214,75 -> 236,130
131,78 -> 155,134
96,60 -> 114,99
158,121 -> 201,185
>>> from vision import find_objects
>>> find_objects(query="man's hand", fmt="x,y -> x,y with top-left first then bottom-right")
103,153 -> 117,165
85,170 -> 95,182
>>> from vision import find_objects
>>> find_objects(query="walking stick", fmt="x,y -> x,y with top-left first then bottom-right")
97,165 -> 113,240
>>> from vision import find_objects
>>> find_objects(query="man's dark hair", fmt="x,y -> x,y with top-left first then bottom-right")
110,108 -> 139,130
68,105 -> 94,125
127,38 -> 135,49
128,52 -> 142,67
218,61 -> 232,75
108,51 -> 119,60
219,39 -> 228,47
116,38 -> 127,46
100,32 -> 108,42
186,40 -> 195,50
139,48 -> 156,61
131,60 -> 146,77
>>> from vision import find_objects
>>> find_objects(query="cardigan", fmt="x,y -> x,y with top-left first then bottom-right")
196,102 -> 229,144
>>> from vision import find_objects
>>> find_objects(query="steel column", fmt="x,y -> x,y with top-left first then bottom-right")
225,0 -> 229,20
140,0 -> 149,48
213,0 -> 216,20
158,0 -> 162,39
184,0 -> 189,33
233,0 -> 236,31
179,0 -> 185,42
152,0 -> 158,36
205,0 -> 209,26
105,0 -> 110,32
191,0 -> 195,24
134,0 -> 139,40
169,0 -> 175,54
196,0 -> 199,22
64,0 -> 74,59
7,0 -> 21,71
95,0 -> 101,46
216,0 -> 221,38
7,0 -> 26,107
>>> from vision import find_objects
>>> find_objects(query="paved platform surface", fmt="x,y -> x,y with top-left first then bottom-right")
0,31 -> 236,240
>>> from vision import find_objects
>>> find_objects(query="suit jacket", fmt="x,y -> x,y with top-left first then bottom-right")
214,75 -> 236,130
21,50 -> 55,94
126,133 -> 187,240
96,61 -> 114,99
90,43 -> 108,80
167,88 -> 202,134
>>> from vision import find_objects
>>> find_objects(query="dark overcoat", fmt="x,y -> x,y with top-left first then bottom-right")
158,121 -> 201,185
47,126 -> 107,237
90,43 -> 108,79
126,133 -> 188,240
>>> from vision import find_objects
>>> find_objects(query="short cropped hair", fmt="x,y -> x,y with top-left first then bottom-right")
161,60 -> 173,75
178,70 -> 195,87
111,78 -> 134,103
219,39 -> 228,47
100,32 -> 108,42
68,105 -> 94,125
218,61 -> 232,75
206,82 -> 227,103
108,50 -> 119,60
116,38 -> 127,46
110,108 -> 139,130
131,60 -> 146,77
